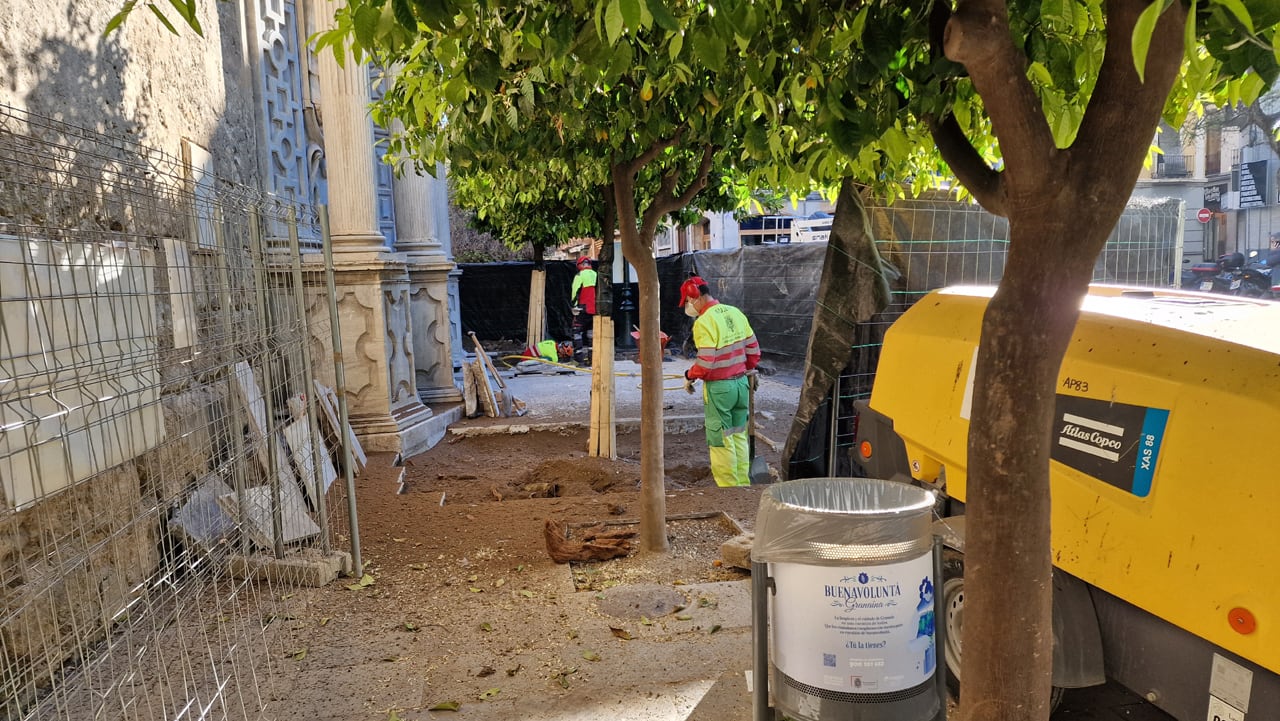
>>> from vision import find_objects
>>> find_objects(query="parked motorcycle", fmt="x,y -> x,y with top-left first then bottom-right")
1180,252 -> 1245,295
1237,249 -> 1275,299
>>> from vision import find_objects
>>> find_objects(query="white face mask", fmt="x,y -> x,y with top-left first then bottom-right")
684,301 -> 699,318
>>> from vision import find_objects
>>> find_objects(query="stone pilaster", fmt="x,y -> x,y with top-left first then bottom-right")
393,161 -> 462,403
309,0 -> 435,455
431,169 -> 467,372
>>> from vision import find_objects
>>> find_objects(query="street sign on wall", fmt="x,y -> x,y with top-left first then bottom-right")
1197,207 -> 1212,223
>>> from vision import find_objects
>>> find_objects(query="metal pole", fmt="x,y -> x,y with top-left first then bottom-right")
751,560 -> 773,721
214,208 -> 251,557
933,536 -> 949,720
287,209 -> 330,553
827,375 -> 841,476
248,209 -> 286,559
319,205 -> 362,575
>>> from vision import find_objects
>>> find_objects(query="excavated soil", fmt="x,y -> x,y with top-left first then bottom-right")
265,423 -> 775,721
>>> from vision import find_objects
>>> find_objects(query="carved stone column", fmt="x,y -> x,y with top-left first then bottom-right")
393,161 -> 462,403
309,0 -> 435,455
432,170 -> 467,372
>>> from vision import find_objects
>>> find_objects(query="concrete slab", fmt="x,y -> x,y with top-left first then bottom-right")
218,481 -> 319,549
282,418 -> 338,506
228,549 -> 352,587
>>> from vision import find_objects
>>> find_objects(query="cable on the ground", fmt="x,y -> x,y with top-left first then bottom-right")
497,354 -> 694,391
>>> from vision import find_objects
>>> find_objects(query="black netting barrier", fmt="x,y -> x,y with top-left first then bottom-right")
689,243 -> 826,371
459,261 -> 576,344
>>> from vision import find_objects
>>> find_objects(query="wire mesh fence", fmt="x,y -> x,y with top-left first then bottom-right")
0,103 -> 355,720
821,194 -> 1186,474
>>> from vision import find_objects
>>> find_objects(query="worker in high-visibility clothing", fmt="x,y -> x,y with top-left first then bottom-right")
678,275 -> 761,487
570,256 -> 597,363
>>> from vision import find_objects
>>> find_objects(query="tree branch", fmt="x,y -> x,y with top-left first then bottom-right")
927,114 -> 1007,215
1071,0 -> 1185,187
945,0 -> 1057,189
645,144 -> 714,226
622,130 -> 684,177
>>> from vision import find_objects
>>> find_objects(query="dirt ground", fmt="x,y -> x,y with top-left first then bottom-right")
261,365 -> 799,721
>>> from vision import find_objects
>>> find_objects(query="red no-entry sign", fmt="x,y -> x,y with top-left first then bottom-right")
1197,207 -> 1213,223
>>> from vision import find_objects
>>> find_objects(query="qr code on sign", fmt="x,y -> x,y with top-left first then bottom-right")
823,654 -> 836,668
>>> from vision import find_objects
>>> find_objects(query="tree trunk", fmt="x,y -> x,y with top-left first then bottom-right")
613,173 -> 668,553
941,3 -> 1186,718
962,217 -> 1094,721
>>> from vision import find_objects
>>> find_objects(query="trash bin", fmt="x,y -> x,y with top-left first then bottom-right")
752,478 -> 941,721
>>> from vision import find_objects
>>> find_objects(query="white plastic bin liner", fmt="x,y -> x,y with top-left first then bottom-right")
753,478 -> 935,565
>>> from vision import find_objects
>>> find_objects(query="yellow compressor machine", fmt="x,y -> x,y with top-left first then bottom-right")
853,285 -> 1280,721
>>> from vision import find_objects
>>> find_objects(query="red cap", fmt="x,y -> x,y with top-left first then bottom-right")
677,276 -> 706,307
576,256 -> 592,269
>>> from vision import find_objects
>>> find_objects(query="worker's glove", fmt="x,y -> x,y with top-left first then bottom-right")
684,378 -> 696,395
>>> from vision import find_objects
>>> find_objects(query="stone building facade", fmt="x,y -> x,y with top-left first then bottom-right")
0,0 -> 462,711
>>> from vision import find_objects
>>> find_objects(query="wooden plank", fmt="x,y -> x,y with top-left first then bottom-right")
527,269 -> 546,350
589,315 -> 616,459
473,358 -> 498,418
461,362 -> 479,417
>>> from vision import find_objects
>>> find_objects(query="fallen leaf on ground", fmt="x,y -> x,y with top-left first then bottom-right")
319,617 -> 330,627
506,664 -> 522,677
427,701 -> 460,712
477,666 -> 496,678
468,587 -> 483,593
403,622 -> 418,632
609,627 -> 633,640
479,688 -> 501,700
480,622 -> 493,632
392,537 -> 406,543
346,574 -> 375,591
408,563 -> 425,570
518,590 -> 534,598
709,624 -> 722,634
640,616 -> 653,626
287,648 -> 307,660
581,650 -> 600,662
494,578 -> 506,588
675,614 -> 693,621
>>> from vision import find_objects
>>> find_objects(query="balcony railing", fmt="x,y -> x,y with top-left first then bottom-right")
1152,154 -> 1193,178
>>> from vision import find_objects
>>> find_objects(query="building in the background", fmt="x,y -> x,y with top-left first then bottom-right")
1132,86 -> 1280,264
655,191 -> 836,253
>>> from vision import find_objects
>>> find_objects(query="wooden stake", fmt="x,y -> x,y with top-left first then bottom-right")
588,315 -> 616,459
527,269 -> 546,351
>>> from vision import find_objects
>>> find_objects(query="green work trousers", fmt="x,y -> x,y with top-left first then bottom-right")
702,375 -> 750,487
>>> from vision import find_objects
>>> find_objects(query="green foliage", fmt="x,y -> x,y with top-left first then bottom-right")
104,0 -> 203,36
